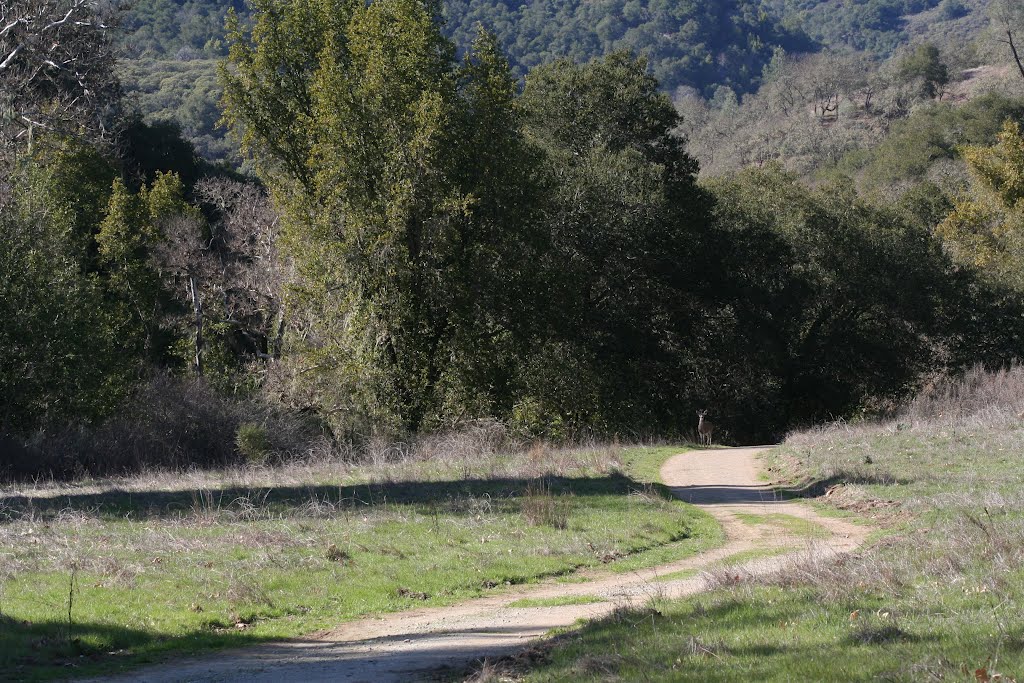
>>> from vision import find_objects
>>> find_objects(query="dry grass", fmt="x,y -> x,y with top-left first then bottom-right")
756,366 -> 1024,601
517,366 -> 1024,681
1,426 -> 624,503
521,480 -> 571,529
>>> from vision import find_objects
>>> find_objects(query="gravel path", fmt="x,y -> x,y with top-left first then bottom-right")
99,446 -> 869,682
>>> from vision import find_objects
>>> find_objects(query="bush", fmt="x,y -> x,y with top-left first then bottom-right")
0,373 -> 325,481
235,423 -> 272,464
938,0 -> 968,20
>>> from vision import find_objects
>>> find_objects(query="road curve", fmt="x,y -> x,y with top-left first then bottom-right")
98,447 -> 868,683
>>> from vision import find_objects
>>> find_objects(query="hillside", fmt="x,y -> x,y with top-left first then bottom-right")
118,0 -> 811,94
442,0 -> 814,96
116,0 -> 999,163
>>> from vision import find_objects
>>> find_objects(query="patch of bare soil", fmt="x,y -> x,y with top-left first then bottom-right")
93,447 -> 871,683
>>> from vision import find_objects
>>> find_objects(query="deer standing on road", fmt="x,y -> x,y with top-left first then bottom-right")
696,409 -> 714,446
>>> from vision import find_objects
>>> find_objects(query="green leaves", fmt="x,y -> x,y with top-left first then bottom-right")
937,120 -> 1024,289
223,0 -> 528,434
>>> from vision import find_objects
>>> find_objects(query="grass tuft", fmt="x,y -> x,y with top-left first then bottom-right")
521,479 -> 571,529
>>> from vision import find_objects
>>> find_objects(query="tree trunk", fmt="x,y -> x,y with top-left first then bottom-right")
272,311 -> 285,360
188,274 -> 203,375
1009,30 -> 1024,82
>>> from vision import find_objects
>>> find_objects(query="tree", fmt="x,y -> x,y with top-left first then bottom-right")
0,0 -> 122,157
707,167 -> 953,424
990,0 -> 1024,83
896,43 -> 949,99
219,0 -> 355,194
0,146 -> 132,432
517,52 -> 713,434
222,0 -> 538,434
153,177 -> 287,382
937,120 -> 1024,290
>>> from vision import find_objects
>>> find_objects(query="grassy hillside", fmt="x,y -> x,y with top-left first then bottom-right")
497,366 -> 1024,681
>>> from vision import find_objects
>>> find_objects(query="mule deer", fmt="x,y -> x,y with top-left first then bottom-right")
696,410 -> 714,446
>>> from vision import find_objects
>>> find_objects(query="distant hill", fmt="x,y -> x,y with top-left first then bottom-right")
117,0 -> 814,96
115,0 -> 993,162
765,0 -> 944,54
442,0 -> 815,96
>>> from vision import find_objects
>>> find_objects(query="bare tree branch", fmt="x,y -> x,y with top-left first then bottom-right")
0,0 -> 123,157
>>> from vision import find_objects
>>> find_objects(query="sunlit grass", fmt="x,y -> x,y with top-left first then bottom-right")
0,443 -> 720,681
507,595 -> 605,609
733,512 -> 829,538
513,369 -> 1024,681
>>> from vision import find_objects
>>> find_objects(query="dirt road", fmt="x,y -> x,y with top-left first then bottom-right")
102,447 -> 868,682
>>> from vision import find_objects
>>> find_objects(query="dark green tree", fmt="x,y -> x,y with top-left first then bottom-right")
897,43 -> 949,99
517,52 -> 714,436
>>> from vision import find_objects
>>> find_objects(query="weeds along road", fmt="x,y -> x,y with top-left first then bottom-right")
100,447 -> 870,683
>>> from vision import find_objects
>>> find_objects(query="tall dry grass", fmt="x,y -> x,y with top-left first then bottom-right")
903,363 -> 1024,427
1,414 -> 626,504
746,364 -> 1024,622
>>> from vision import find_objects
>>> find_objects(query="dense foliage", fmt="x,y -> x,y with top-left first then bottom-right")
4,0 -> 1024,478
113,0 -> 998,165
766,0 -> 943,53
443,0 -> 814,96
117,0 -> 811,95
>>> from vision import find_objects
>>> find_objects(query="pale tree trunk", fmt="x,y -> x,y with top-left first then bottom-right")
188,274 -> 203,375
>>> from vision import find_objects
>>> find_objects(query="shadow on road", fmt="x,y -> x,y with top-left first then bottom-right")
667,484 -> 785,505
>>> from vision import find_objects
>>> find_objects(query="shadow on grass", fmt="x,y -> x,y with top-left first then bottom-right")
0,473 -> 669,523
773,470 -> 912,500
0,613 -> 277,681
485,595 -> 937,683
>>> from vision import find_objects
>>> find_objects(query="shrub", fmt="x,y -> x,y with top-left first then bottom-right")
0,372 -> 324,481
521,479 -> 571,529
938,0 -> 968,20
235,423 -> 272,464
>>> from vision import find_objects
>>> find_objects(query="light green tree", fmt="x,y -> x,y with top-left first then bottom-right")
97,172 -> 197,364
222,1 -> 537,434
937,120 -> 1024,289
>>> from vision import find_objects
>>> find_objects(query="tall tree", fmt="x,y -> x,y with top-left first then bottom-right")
937,120 -> 1024,290
0,146 -> 130,432
517,52 -> 713,434
222,0 -> 537,434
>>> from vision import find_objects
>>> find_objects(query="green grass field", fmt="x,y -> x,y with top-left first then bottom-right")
0,443 -> 719,681
510,373 -> 1024,682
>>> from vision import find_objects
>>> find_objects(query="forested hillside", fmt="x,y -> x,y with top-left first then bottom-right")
117,0 -> 817,160
117,0 -> 1001,165
118,0 -> 812,94
442,0 -> 813,95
